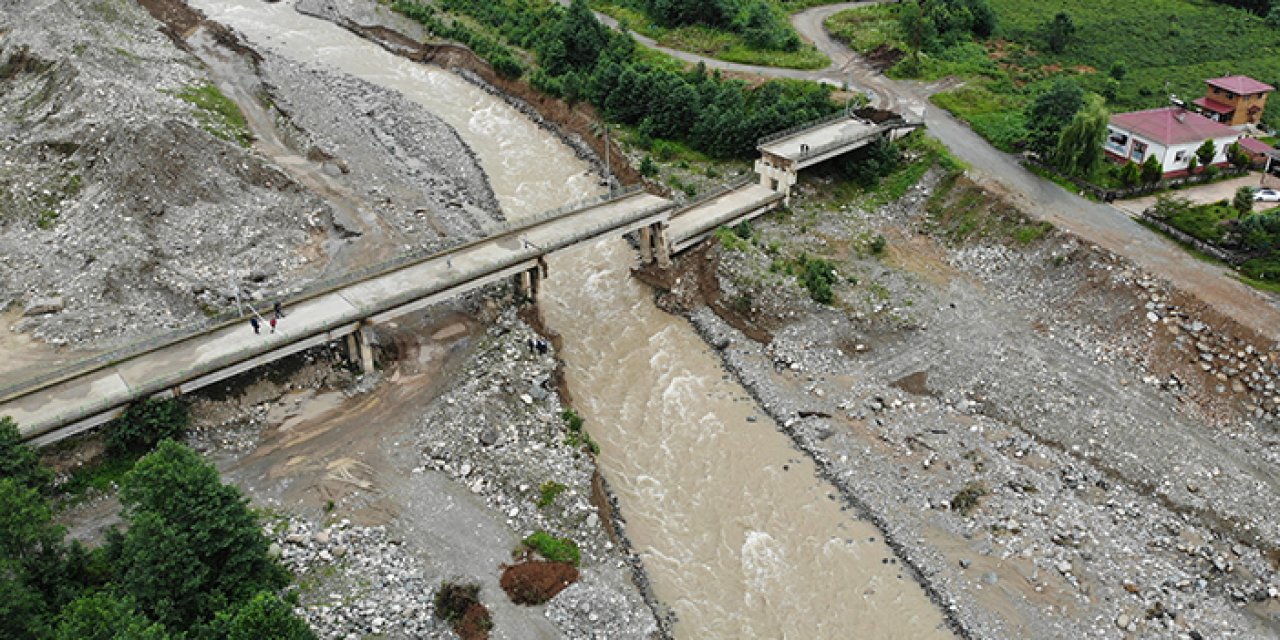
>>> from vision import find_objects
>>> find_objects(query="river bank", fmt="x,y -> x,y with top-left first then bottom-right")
648,163 -> 1280,638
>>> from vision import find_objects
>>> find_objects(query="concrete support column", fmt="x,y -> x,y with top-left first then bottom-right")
348,327 -> 375,374
653,223 -> 671,268
638,226 -> 654,264
528,267 -> 541,300
517,269 -> 534,301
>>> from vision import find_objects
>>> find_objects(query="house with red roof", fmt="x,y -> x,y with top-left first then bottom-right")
1192,75 -> 1273,127
1104,107 -> 1241,177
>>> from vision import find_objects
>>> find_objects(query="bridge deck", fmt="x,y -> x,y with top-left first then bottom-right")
3,192 -> 673,443
758,116 -> 881,165
668,183 -> 784,252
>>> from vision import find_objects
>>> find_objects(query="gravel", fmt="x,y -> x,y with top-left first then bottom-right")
678,166 -> 1280,638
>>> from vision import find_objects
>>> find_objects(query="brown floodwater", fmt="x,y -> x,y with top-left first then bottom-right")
189,1 -> 952,637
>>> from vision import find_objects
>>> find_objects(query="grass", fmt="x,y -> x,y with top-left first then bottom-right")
926,173 -> 1055,245
57,455 -> 137,503
828,0 -> 1280,153
522,531 -> 581,566
561,408 -> 600,455
591,1 -> 830,70
536,481 -> 567,508
172,82 -> 253,147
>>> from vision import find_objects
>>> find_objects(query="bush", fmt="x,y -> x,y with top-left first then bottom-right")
536,481 -> 566,508
951,481 -> 987,516
522,531 -> 581,566
797,253 -> 837,304
104,399 -> 189,457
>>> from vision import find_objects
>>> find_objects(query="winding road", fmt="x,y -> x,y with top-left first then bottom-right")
587,1 -> 1280,341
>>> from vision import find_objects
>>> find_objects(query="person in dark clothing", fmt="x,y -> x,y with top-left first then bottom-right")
250,317 -> 260,334
273,301 -> 285,319
535,339 -> 549,355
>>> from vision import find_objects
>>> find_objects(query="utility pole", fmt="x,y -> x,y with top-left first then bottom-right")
603,121 -> 613,198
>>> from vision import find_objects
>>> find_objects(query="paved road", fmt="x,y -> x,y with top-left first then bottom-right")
598,0 -> 1280,341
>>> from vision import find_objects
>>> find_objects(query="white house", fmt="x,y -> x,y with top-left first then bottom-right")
1105,107 -> 1241,177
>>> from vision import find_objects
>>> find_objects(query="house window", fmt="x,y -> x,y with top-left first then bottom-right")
1131,140 -> 1147,161
1174,150 -> 1187,163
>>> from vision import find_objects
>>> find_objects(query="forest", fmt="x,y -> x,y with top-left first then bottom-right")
393,0 -> 838,158
0,410 -> 312,640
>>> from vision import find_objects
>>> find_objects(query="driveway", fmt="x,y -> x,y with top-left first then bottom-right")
584,1 -> 1280,341
1116,172 -> 1280,216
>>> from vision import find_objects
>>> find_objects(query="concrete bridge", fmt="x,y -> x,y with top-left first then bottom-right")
2,111 -> 916,446
2,184 -> 782,445
755,112 -> 921,204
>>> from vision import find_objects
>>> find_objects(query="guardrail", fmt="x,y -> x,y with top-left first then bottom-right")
0,186 -> 647,404
671,176 -> 754,210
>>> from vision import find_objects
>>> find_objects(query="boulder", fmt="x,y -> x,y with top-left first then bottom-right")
22,296 -> 64,316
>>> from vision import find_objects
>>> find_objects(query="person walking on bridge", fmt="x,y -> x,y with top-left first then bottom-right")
269,316 -> 278,334
250,316 -> 261,334
273,301 -> 285,319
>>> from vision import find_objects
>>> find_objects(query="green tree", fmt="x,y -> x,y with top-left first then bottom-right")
52,592 -> 170,640
1185,154 -> 1199,175
1141,155 -> 1164,184
1044,12 -> 1076,54
105,398 -> 189,457
898,0 -> 937,63
0,415 -> 53,493
209,591 -> 316,640
114,441 -> 287,629
1119,160 -> 1141,187
1234,186 -> 1256,216
0,478 -> 70,638
1228,142 -> 1252,170
1052,94 -> 1109,177
1024,78 -> 1084,157
1268,1 -> 1280,28
1195,139 -> 1217,168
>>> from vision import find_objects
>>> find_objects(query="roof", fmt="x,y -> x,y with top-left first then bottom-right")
1238,137 -> 1275,155
1205,75 -> 1275,95
1192,97 -> 1234,114
1109,107 -> 1239,146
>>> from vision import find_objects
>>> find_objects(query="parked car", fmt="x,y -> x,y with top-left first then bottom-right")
1254,188 -> 1280,202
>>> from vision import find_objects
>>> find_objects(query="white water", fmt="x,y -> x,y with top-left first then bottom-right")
189,1 -> 951,637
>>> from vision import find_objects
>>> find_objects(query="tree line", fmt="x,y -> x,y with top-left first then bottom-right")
393,0 -> 838,158
0,411 -> 313,639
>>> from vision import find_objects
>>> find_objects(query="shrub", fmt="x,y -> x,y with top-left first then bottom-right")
536,481 -> 567,509
951,482 -> 987,516
522,531 -> 581,566
434,580 -> 491,638
104,399 -> 189,457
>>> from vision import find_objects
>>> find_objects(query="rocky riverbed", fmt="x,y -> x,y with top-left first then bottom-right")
171,297 -> 658,640
654,165 -> 1280,638
0,0 -> 498,349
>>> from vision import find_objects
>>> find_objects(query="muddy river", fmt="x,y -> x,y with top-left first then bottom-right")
188,0 -> 951,637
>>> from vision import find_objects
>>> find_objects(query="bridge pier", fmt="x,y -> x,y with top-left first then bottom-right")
515,264 -> 544,303
754,152 -> 797,206
347,325 -> 376,374
637,222 -> 671,267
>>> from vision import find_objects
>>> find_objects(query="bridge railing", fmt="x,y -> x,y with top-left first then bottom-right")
671,176 -> 754,210
0,186 -> 647,404
756,111 -> 857,147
